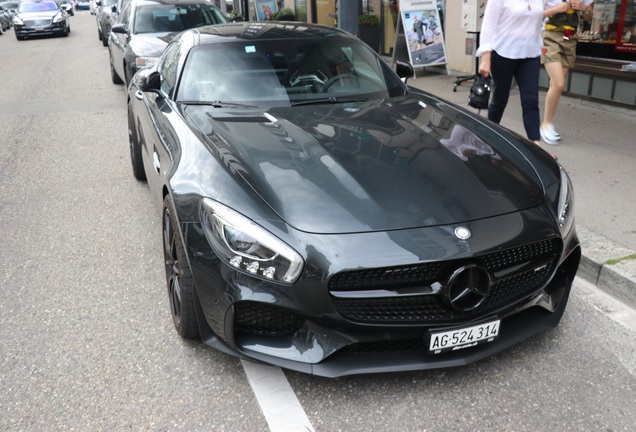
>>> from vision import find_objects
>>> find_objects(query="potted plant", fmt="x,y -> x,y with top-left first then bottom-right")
358,13 -> 379,27
273,7 -> 296,21
227,10 -> 243,22
357,13 -> 380,53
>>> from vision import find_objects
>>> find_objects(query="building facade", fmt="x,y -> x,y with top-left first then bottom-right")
211,0 -> 636,107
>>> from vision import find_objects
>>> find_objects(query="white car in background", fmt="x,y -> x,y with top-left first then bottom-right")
58,0 -> 75,16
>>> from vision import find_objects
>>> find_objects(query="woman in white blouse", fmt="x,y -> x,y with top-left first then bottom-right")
476,0 -> 569,145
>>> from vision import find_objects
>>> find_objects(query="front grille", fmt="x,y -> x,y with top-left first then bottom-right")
234,301 -> 304,337
25,19 -> 52,26
330,239 -> 560,324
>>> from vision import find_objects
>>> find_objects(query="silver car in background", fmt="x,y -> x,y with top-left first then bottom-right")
95,0 -> 117,45
0,4 -> 13,33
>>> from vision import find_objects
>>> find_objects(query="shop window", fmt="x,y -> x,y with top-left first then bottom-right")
578,0 -> 636,59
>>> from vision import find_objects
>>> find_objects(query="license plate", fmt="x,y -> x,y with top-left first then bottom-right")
428,319 -> 500,354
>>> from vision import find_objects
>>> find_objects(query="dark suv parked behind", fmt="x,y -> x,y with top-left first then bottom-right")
108,0 -> 227,85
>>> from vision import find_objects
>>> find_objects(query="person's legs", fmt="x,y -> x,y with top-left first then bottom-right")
541,32 -> 576,144
543,61 -> 567,127
515,56 -> 541,142
488,51 -> 515,124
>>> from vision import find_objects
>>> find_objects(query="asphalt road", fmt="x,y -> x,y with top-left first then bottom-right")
1,12 -> 635,432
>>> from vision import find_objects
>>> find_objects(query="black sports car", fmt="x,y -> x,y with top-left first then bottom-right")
127,22 -> 581,377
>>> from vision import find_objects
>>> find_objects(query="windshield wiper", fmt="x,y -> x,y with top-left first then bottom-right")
181,100 -> 258,108
290,97 -> 368,106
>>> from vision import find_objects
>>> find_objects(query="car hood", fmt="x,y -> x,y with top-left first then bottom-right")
129,33 -> 176,57
184,95 -> 545,234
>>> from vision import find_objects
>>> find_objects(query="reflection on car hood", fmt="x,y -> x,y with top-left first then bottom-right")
185,95 -> 544,234
129,33 -> 178,57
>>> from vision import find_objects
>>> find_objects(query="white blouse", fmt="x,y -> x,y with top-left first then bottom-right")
476,0 -> 550,59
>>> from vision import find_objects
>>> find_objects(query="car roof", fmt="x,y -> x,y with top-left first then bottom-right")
132,0 -> 221,7
189,22 -> 356,45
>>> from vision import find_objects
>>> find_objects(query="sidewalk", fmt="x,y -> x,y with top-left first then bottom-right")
405,70 -> 636,308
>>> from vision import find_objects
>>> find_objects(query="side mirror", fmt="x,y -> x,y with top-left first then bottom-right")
136,69 -> 161,93
111,23 -> 126,34
395,60 -> 414,84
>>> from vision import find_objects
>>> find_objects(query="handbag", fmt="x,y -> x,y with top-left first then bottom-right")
468,73 -> 491,110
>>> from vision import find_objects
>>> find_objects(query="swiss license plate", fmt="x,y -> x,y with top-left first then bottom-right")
428,319 -> 500,354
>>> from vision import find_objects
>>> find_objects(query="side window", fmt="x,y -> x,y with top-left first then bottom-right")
160,41 -> 181,98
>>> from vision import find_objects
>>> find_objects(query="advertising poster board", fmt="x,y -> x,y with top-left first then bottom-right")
400,0 -> 447,68
254,0 -> 278,21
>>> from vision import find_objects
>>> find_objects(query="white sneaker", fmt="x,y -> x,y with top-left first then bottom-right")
541,124 -> 560,145
546,123 -> 561,139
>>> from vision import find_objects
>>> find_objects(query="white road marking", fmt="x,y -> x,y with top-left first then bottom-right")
240,277 -> 636,432
575,276 -> 636,332
241,360 -> 316,432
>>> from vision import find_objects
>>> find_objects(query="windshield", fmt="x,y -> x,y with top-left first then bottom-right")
19,1 -> 60,12
134,4 -> 227,34
177,39 -> 406,107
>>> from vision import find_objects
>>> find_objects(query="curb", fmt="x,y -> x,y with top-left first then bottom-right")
576,225 -> 636,308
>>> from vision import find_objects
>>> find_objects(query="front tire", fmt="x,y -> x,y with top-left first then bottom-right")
163,196 -> 200,340
128,103 -> 146,181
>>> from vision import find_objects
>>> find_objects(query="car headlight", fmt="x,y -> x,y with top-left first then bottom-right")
136,56 -> 158,69
53,13 -> 65,23
200,199 -> 304,284
13,16 -> 24,25
557,166 -> 574,236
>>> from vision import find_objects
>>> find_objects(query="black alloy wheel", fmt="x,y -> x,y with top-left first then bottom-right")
163,196 -> 200,339
128,103 -> 146,181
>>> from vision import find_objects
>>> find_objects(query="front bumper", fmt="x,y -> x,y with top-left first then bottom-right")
14,22 -> 67,37
184,211 -> 581,377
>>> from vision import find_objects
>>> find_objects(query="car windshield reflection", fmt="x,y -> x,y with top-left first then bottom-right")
134,4 -> 226,34
176,39 -> 406,108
